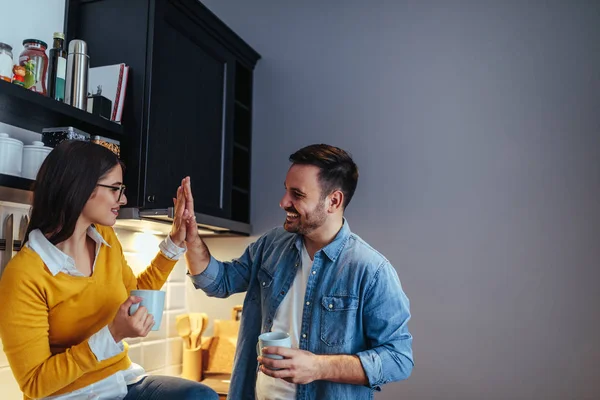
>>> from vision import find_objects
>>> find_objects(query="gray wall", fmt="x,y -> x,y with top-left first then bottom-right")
202,1 -> 600,399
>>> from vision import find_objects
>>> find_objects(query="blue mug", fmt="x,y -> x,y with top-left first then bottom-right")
257,331 -> 291,370
129,290 -> 166,331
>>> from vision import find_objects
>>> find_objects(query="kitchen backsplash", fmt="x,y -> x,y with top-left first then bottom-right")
187,236 -> 254,336
0,212 -> 189,399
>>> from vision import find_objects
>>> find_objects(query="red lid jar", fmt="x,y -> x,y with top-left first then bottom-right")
19,39 -> 48,95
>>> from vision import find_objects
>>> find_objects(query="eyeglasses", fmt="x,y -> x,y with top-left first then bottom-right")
97,183 -> 126,203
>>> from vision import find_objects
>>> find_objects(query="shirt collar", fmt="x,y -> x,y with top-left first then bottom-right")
27,225 -> 111,276
294,218 -> 352,262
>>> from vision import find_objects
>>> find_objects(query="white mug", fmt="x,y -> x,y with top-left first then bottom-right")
257,331 -> 291,370
129,290 -> 166,331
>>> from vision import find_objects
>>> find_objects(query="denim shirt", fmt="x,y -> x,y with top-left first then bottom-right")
190,220 -> 413,400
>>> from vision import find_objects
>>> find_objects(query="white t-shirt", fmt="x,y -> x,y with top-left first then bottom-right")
256,243 -> 313,400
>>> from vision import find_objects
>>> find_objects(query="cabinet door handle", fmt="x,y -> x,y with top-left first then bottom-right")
147,195 -> 156,203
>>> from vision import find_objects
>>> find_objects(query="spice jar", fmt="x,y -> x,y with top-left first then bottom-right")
19,39 -> 48,95
0,43 -> 13,82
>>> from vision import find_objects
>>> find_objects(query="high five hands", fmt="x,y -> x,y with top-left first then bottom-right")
169,177 -> 198,247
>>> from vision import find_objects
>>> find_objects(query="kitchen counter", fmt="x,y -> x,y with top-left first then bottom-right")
201,372 -> 231,399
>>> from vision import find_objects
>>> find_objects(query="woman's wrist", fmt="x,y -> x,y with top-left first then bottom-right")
108,322 -> 123,343
169,233 -> 184,248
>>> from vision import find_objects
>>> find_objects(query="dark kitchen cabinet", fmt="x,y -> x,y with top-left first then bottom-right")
66,0 -> 259,223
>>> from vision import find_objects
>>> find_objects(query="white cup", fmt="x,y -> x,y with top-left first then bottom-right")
22,141 -> 52,180
129,290 -> 166,331
257,331 -> 291,369
0,133 -> 24,177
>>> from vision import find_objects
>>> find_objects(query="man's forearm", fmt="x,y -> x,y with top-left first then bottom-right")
185,237 -> 211,275
317,354 -> 368,385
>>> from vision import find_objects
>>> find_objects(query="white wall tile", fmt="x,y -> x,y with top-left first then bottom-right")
168,259 -> 187,283
0,340 -> 9,368
142,341 -> 167,372
164,364 -> 182,377
127,344 -> 143,366
166,338 -> 183,366
125,337 -> 141,345
185,236 -> 252,335
0,367 -> 21,400
119,231 -> 164,280
146,367 -> 167,376
167,310 -> 186,339
167,283 -> 186,310
186,280 -> 245,336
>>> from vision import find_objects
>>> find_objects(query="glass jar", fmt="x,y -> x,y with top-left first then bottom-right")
19,39 -> 48,95
0,42 -> 13,82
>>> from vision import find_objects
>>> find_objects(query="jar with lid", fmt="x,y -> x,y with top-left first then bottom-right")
0,42 -> 13,82
0,133 -> 24,177
19,39 -> 48,95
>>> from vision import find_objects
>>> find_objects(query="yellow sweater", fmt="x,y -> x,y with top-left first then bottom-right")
0,225 -> 177,399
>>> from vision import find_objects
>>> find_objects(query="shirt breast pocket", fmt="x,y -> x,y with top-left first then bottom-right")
257,268 -> 274,298
320,295 -> 359,346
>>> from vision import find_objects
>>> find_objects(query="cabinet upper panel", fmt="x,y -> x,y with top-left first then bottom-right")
144,5 -> 234,216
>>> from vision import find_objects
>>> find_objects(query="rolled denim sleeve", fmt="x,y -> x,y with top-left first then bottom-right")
357,261 -> 414,388
187,238 -> 261,298
188,256 -> 222,289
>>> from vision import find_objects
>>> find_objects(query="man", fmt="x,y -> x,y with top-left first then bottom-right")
182,144 -> 413,399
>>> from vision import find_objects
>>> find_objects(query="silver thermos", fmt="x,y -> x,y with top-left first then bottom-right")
65,39 -> 89,111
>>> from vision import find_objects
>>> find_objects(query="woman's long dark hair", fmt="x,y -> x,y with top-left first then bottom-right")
24,140 -> 123,245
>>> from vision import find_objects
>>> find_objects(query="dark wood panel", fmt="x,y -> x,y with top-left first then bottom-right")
0,174 -> 34,191
144,3 -> 235,217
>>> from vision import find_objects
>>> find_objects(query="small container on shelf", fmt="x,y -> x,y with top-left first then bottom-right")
21,141 -> 52,180
91,135 -> 120,157
0,133 -> 24,177
41,126 -> 90,148
0,42 -> 13,82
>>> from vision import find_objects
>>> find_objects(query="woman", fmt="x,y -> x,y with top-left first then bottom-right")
0,141 -> 217,400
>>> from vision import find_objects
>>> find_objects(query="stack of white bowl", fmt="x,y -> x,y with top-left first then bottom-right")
0,133 -> 52,180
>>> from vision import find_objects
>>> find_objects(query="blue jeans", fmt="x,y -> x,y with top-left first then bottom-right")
124,376 -> 219,400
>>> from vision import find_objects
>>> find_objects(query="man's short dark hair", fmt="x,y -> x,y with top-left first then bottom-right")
289,144 -> 359,209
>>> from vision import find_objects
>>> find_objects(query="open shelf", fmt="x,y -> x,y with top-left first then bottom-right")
233,142 -> 248,152
0,79 -> 123,139
234,62 -> 252,107
234,99 -> 250,112
232,145 -> 250,191
232,185 -> 249,195
234,104 -> 251,149
0,173 -> 34,192
231,187 -> 249,223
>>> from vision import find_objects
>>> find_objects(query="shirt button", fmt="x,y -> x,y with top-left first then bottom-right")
280,291 -> 285,295
328,304 -> 333,309
312,271 -> 316,275
262,282 -> 266,286
306,301 -> 310,306
302,333 -> 307,338
295,263 -> 299,267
